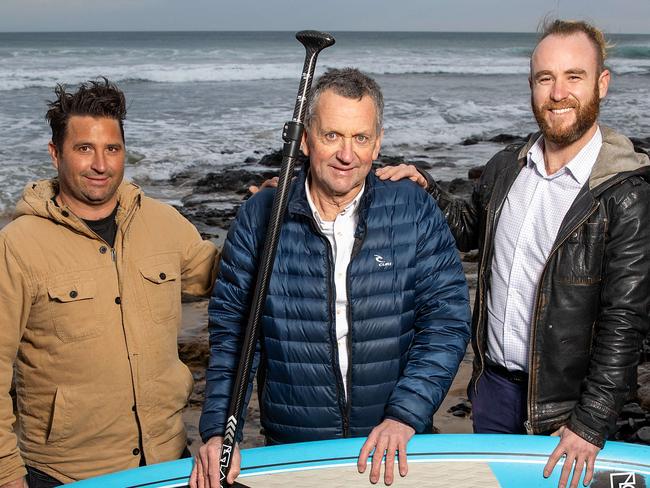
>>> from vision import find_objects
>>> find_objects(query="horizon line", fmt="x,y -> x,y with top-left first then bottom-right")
1,28 -> 648,35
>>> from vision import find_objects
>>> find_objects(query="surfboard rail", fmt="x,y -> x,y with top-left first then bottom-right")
69,434 -> 650,487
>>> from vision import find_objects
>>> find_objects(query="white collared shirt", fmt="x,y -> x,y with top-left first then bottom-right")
486,127 -> 603,372
305,180 -> 364,398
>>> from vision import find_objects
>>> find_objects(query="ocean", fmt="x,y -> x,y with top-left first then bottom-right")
1,31 -> 649,216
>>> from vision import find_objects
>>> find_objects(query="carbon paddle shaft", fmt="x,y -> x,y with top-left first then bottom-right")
219,30 -> 335,487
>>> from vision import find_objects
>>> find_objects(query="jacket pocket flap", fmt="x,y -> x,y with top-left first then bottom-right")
48,279 -> 96,302
140,264 -> 179,284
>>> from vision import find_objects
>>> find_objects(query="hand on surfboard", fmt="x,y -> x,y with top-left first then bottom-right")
189,436 -> 241,488
357,418 -> 416,485
544,426 -> 601,488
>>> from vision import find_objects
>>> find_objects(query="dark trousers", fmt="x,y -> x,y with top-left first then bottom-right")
25,447 -> 192,486
469,364 -> 528,434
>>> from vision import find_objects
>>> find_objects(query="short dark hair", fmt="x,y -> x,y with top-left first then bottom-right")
537,19 -> 610,73
45,77 -> 127,150
306,67 -> 384,134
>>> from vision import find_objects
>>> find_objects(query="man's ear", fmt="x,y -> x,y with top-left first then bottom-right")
301,130 -> 310,157
598,68 -> 611,100
48,141 -> 60,170
372,128 -> 384,161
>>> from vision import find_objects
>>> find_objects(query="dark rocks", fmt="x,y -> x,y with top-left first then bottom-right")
447,400 -> 472,418
461,133 -> 530,147
172,149 -> 470,238
195,168 -> 278,195
258,149 -> 308,167
461,137 -> 480,146
488,133 -> 529,145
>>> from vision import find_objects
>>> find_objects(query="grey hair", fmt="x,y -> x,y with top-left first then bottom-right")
305,67 -> 384,134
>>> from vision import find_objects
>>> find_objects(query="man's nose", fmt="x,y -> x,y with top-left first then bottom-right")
550,79 -> 569,101
337,138 -> 355,164
91,151 -> 108,173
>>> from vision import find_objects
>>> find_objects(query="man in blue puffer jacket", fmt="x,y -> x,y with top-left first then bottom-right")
192,68 -> 470,487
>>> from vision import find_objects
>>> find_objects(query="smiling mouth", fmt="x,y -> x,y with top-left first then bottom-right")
85,176 -> 110,184
549,107 -> 575,115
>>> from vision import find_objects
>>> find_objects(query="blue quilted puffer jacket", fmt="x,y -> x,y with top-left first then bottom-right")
200,170 -> 470,444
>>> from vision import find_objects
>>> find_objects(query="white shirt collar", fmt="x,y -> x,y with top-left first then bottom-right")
527,126 -> 602,185
305,177 -> 364,226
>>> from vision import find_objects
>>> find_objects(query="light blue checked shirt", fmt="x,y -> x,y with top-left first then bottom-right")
486,127 -> 603,372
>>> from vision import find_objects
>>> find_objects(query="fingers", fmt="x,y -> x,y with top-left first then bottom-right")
205,444 -> 220,488
189,458 -> 199,488
357,436 -> 375,474
544,444 -> 564,478
249,176 -> 279,195
260,176 -> 279,189
375,164 -> 412,180
558,453 -> 575,488
370,436 -> 388,484
397,440 -> 409,478
227,444 -> 242,485
376,164 -> 428,189
383,446 -> 395,485
569,458 -> 585,488
583,454 -> 596,486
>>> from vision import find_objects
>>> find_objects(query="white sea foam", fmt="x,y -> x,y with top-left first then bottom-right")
1,31 -> 648,216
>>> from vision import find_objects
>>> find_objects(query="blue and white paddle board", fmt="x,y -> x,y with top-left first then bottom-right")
69,434 -> 650,487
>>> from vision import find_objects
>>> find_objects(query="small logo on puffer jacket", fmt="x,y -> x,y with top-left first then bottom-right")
374,254 -> 393,268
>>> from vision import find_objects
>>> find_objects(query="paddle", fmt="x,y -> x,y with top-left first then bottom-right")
218,30 -> 335,487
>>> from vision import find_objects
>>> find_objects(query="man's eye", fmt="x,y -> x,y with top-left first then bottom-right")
355,135 -> 369,144
538,77 -> 552,84
107,146 -> 121,153
324,133 -> 338,141
78,145 -> 91,152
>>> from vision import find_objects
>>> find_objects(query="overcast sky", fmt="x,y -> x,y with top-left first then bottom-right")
1,0 -> 649,34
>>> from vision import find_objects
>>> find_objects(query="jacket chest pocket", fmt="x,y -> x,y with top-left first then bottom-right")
558,221 -> 607,285
47,276 -> 103,342
139,261 -> 181,324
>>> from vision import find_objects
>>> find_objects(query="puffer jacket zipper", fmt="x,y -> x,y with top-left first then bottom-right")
343,232 -> 366,436
305,215 -> 349,436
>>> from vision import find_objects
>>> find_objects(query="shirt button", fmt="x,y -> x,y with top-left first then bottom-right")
132,405 -> 136,412
115,297 -> 121,305
132,448 -> 140,456
99,246 -> 108,254
69,290 -> 78,299
159,272 -> 166,280
61,210 -> 69,218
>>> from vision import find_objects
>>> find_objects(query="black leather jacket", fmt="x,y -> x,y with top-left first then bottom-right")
427,127 -> 650,447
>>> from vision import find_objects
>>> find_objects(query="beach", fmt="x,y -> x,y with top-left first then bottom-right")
2,29 -> 650,452
2,31 -> 650,221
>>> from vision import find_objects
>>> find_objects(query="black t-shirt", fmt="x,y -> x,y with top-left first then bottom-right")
83,206 -> 119,248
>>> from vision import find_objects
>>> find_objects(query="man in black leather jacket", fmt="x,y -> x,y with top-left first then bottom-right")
378,19 -> 650,488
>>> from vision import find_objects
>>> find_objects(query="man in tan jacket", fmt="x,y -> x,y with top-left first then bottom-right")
0,79 -> 219,487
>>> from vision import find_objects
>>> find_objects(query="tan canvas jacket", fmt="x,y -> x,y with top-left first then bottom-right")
0,180 -> 219,484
